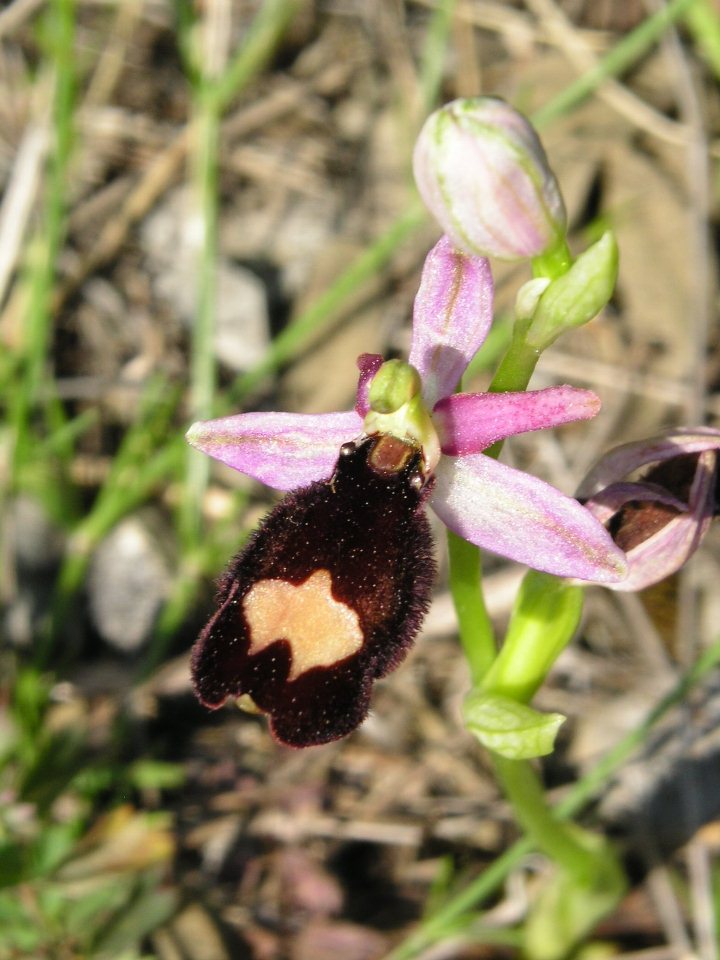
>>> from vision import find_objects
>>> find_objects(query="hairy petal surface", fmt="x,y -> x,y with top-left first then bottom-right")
431,454 -> 628,582
409,235 -> 494,407
186,410 -> 363,491
433,386 -> 601,456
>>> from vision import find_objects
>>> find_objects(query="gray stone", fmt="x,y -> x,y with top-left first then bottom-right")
141,189 -> 270,371
87,513 -> 172,653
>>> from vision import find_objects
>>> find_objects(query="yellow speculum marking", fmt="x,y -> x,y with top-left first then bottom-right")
242,569 -> 363,681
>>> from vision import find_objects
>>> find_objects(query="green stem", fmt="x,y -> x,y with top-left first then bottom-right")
531,0 -> 697,129
180,94 -> 219,550
684,0 -> 720,80
445,325 -> 540,652
382,636 -> 720,960
493,756 -> 597,879
531,236 -> 572,280
446,531 -> 495,683
180,0 -> 298,549
445,318 -> 541,678
213,0 -> 299,113
488,332 -> 540,395
28,0 -> 75,401
11,0 -> 75,476
418,0 -> 457,111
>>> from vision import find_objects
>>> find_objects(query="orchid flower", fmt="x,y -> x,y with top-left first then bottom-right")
190,236 -> 626,582
187,236 -> 626,747
578,427 -> 720,591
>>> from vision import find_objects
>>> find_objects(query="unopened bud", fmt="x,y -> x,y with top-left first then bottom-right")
526,232 -> 619,350
413,97 -> 566,261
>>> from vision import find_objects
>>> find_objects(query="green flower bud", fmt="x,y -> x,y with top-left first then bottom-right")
526,231 -> 619,350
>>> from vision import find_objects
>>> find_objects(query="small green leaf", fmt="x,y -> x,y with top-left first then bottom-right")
463,691 -> 565,759
526,231 -> 618,350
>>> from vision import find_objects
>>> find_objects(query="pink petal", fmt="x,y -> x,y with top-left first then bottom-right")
355,353 -> 384,417
604,449 -> 717,591
432,386 -> 601,456
409,235 -> 494,406
186,410 -> 363,491
613,516 -> 709,591
430,454 -> 628,582
577,427 -> 720,499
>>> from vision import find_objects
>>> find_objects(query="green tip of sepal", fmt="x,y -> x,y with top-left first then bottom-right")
463,690 -> 565,759
526,231 -> 619,351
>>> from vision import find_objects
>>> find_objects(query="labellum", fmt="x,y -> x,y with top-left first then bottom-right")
191,434 -> 436,747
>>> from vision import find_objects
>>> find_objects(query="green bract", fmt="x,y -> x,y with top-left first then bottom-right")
462,690 -> 565,759
481,571 -> 584,704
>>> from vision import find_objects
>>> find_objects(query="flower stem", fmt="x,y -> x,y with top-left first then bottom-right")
446,320 -> 541,677
384,637 -> 720,960
492,755 -> 598,879
532,236 -> 572,280
447,530 -> 495,682
488,331 -> 540,395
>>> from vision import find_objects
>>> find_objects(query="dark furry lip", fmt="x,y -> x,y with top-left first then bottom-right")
191,435 -> 436,748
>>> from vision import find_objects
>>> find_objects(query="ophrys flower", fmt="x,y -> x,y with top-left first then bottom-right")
188,236 -> 627,746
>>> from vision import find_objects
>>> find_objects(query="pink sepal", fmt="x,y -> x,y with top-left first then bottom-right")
186,410 -> 363,491
409,235 -> 493,406
430,453 -> 628,583
577,427 -> 720,499
599,449 -> 717,591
